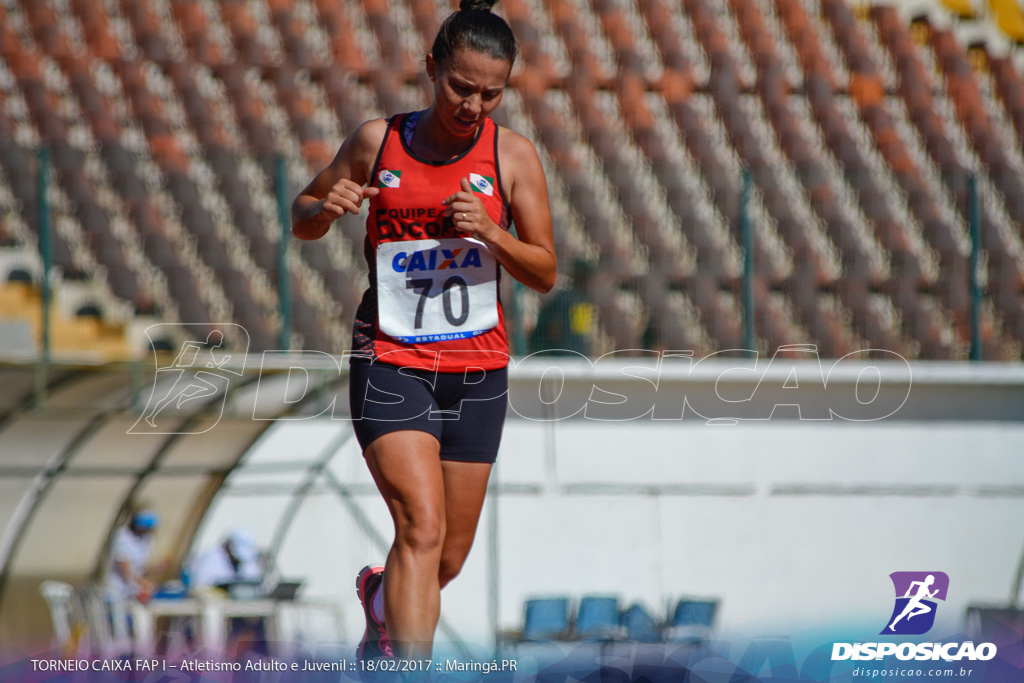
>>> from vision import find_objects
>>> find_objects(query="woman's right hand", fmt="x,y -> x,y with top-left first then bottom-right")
294,177 -> 379,240
292,119 -> 387,241
320,178 -> 380,219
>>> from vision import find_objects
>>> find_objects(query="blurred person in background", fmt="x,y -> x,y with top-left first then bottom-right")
529,258 -> 595,356
104,507 -> 160,603
188,528 -> 263,592
188,529 -> 267,657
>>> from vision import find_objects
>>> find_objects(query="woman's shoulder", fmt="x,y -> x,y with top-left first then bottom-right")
495,123 -> 537,155
329,117 -> 390,175
495,123 -> 541,173
349,117 -> 390,152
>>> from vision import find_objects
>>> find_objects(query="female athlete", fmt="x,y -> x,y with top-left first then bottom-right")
292,0 -> 556,661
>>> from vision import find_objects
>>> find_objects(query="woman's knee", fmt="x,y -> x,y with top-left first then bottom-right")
437,559 -> 461,589
394,504 -> 446,555
437,538 -> 473,588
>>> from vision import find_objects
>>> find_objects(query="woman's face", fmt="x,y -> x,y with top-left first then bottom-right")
427,48 -> 511,138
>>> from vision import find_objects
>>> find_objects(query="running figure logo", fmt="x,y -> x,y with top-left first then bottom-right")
129,324 -> 248,434
881,571 -> 949,635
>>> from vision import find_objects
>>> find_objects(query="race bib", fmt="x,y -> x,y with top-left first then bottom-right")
376,238 -> 499,343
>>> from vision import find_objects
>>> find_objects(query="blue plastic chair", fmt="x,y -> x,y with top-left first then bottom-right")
575,595 -> 622,640
621,603 -> 661,643
522,597 -> 571,641
667,598 -> 718,642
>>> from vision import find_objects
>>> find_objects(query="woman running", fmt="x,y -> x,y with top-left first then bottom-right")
292,0 -> 555,661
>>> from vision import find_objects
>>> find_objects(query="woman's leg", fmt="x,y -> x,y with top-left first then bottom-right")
364,440 -> 495,657
438,460 -> 492,588
364,430 -> 446,659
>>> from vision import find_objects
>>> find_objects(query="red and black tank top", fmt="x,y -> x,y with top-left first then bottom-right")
351,112 -> 511,372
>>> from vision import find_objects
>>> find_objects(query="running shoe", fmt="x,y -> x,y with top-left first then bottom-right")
356,565 -> 392,659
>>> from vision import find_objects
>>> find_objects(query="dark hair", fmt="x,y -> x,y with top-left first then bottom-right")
431,0 -> 518,67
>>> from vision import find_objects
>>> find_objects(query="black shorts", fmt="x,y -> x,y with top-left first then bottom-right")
348,358 -> 509,464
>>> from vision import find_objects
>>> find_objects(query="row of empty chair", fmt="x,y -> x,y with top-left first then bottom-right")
514,594 -> 719,644
0,279 -> 134,360
0,0 -> 1022,359
947,0 -> 1024,45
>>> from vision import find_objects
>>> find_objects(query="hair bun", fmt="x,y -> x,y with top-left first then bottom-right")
459,0 -> 498,11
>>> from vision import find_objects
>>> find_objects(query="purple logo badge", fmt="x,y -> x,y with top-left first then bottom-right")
881,572 -> 949,635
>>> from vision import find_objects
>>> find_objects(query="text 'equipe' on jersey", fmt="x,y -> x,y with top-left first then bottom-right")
374,207 -> 462,241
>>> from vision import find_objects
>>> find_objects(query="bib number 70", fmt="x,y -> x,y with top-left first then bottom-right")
406,276 -> 470,329
376,237 -> 499,343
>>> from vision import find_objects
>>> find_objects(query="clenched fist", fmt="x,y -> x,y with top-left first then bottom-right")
314,178 -> 380,227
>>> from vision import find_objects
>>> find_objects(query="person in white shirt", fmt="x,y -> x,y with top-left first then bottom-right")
105,508 -> 160,602
188,529 -> 263,591
188,529 -> 267,656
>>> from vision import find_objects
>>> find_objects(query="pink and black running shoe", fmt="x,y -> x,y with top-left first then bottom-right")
356,565 -> 392,660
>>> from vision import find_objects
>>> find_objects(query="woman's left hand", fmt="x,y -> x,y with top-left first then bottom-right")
442,178 -> 498,242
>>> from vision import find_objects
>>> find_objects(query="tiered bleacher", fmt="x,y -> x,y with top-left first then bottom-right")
1,0 -> 1022,359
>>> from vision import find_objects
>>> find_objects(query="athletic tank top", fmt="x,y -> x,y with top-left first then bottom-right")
351,112 -> 511,372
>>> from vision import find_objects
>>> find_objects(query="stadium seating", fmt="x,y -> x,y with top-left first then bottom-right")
514,594 -> 719,644
0,0 -> 1022,359
620,602 -> 662,642
989,0 -> 1024,43
666,597 -> 718,643
0,280 -> 134,361
574,594 -> 624,640
521,596 -> 572,640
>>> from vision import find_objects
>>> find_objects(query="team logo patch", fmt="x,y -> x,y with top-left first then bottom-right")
378,169 -> 402,188
881,571 -> 949,635
469,173 -> 494,196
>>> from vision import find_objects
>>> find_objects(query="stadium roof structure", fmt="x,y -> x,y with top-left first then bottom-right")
0,355 -> 342,643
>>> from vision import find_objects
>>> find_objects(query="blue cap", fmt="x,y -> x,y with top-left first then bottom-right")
132,510 -> 159,530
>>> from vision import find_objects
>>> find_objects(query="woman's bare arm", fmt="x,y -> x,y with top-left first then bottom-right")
442,128 -> 557,292
292,119 -> 388,240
